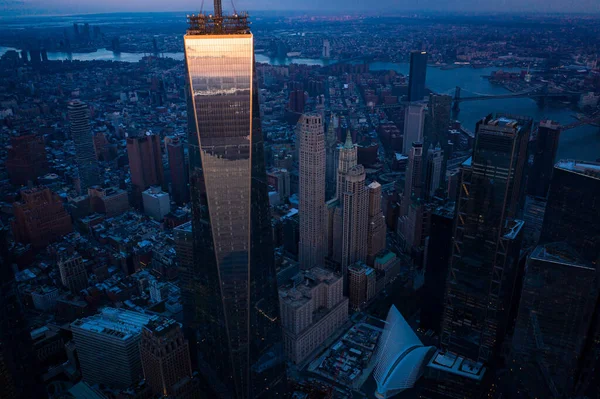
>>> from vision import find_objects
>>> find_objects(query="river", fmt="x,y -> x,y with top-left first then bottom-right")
1,47 -> 598,161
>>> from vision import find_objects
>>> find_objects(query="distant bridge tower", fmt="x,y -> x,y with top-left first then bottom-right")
452,86 -> 461,115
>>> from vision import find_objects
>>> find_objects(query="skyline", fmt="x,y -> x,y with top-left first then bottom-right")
3,0 -> 600,17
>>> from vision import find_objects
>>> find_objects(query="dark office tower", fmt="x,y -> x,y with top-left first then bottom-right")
183,5 -> 286,398
426,94 -> 452,148
421,202 -> 454,334
407,50 -> 428,102
6,134 -> 47,186
366,182 -> 386,265
540,160 -> 600,263
0,223 -> 45,399
127,134 -> 164,203
140,318 -> 194,397
288,89 -> 305,114
68,100 -> 100,192
527,120 -> 561,198
441,114 -> 531,363
401,142 -> 423,217
325,114 -> 339,201
510,243 -> 598,398
424,144 -> 444,200
167,137 -> 189,205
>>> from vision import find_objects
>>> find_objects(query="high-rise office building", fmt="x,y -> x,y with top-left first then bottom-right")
68,100 -> 100,191
403,104 -> 426,155
527,120 -> 561,198
0,223 -> 45,399
167,137 -> 189,205
325,114 -> 339,201
12,186 -> 73,249
426,94 -> 452,150
424,144 -> 444,199
511,243 -> 598,398
341,165 -> 369,287
336,130 -> 358,198
127,134 -> 164,193
322,39 -> 331,58
540,160 -> 600,263
6,134 -> 47,186
58,253 -> 88,293
288,89 -> 305,114
183,6 -> 286,397
401,142 -> 423,217
267,168 -> 291,200
140,318 -> 194,397
367,181 -> 386,265
71,308 -> 153,388
441,114 -> 531,363
407,51 -> 428,102
421,202 -> 454,334
298,113 -> 326,269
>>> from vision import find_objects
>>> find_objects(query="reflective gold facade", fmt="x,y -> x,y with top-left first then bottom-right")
183,31 -> 286,398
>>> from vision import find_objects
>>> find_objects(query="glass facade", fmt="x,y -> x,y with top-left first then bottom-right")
540,161 -> 600,263
511,243 -> 598,397
408,51 -> 427,102
442,114 -> 531,363
182,33 -> 285,398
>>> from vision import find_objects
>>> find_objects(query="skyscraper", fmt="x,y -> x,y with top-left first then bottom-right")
325,114 -> 339,201
183,6 -> 286,397
511,243 -> 598,398
0,222 -> 45,399
527,120 -> 561,198
421,202 -> 455,334
407,51 -> 428,102
424,144 -> 444,199
426,94 -> 452,150
403,104 -> 426,155
336,130 -> 358,198
441,114 -> 531,363
298,113 -> 326,269
68,100 -> 100,191
167,137 -> 189,205
140,318 -> 194,398
127,134 -> 164,193
341,165 -> 369,287
401,142 -> 423,217
540,160 -> 600,263
367,181 -> 386,265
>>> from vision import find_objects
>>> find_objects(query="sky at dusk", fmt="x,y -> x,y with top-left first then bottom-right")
2,0 -> 600,16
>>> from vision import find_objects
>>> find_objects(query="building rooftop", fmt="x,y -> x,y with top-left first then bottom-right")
503,219 -> 525,240
555,159 -> 600,180
143,186 -> 169,198
531,242 -> 592,270
279,267 -> 341,308
427,350 -> 486,381
144,317 -> 180,336
71,308 -> 155,341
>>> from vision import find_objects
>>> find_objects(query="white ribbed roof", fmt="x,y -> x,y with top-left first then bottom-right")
372,305 -> 435,398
